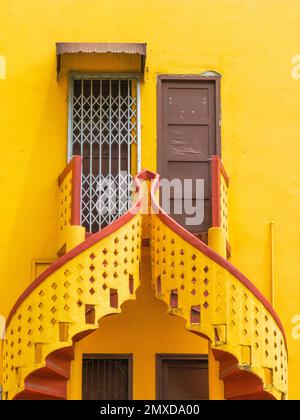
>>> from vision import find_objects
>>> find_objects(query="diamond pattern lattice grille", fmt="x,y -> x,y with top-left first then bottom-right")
70,77 -> 138,233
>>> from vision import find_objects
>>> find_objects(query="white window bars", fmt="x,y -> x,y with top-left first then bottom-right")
69,74 -> 140,233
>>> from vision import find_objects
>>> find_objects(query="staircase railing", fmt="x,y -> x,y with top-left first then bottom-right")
150,172 -> 287,400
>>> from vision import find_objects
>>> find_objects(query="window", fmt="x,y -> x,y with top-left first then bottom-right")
82,355 -> 133,400
69,74 -> 140,233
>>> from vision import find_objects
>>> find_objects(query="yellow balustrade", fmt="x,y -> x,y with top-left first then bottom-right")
59,169 -> 73,232
2,213 -> 142,400
2,169 -> 287,400
212,155 -> 230,244
150,215 -> 287,399
58,156 -> 82,253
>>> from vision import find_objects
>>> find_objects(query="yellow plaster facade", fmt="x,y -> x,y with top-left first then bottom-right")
0,0 -> 299,399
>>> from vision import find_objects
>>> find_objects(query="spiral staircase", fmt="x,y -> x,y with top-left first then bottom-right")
1,157 -> 288,400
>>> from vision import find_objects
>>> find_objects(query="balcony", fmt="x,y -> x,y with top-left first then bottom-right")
1,158 -> 287,400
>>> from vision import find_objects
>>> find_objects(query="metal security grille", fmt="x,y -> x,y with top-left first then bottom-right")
69,75 -> 139,233
82,357 -> 130,400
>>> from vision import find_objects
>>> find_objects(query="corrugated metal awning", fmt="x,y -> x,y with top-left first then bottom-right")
56,42 -> 147,77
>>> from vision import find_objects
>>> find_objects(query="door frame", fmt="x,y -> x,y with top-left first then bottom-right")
156,74 -> 221,176
82,353 -> 133,400
156,353 -> 209,400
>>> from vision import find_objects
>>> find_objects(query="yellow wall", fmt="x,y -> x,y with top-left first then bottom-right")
1,0 -> 300,398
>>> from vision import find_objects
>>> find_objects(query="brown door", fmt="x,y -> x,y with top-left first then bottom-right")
82,355 -> 133,400
156,354 -> 209,400
157,76 -> 220,238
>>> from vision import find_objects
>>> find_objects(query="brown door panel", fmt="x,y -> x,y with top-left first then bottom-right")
158,77 -> 219,233
156,355 -> 209,400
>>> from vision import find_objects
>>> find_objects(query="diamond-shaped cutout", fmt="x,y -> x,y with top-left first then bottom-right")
102,248 -> 108,255
90,253 -> 96,260
203,302 -> 209,309
191,289 -> 196,296
180,284 -> 185,290
89,264 -> 95,271
64,269 -> 70,277
203,266 -> 209,273
64,281 -> 70,288
89,288 -> 95,295
204,278 -> 209,285
192,254 -> 197,260
63,293 -> 70,300
204,290 -> 209,297
38,290 -> 44,297
51,283 -> 57,290
51,295 -> 57,302
102,283 -> 108,290
114,249 -> 119,256
64,305 -> 70,311
51,306 -> 57,314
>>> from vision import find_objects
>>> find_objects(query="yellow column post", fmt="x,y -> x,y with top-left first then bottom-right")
208,227 -> 227,259
66,226 -> 86,253
208,227 -> 226,400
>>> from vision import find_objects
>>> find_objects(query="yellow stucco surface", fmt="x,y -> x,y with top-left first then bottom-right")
0,0 -> 300,398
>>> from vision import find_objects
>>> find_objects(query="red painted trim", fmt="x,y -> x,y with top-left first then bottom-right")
6,174 -> 144,327
150,174 -> 287,348
58,156 -> 82,226
211,156 -> 221,227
